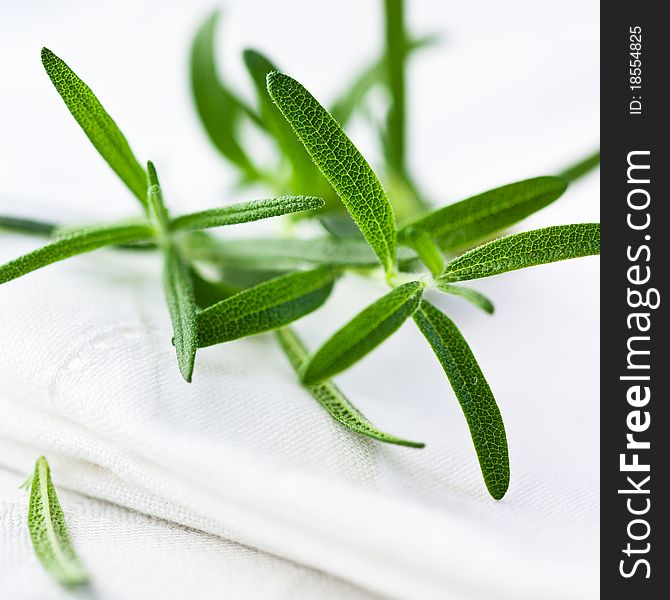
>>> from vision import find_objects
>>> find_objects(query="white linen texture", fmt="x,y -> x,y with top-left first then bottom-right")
0,233 -> 598,600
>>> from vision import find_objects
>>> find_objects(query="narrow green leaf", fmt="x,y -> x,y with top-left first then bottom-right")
171,196 -> 324,232
399,177 -> 568,252
186,235 -> 417,270
187,274 -> 423,448
559,150 -> 600,183
413,301 -> 509,499
403,227 -> 444,276
267,72 -> 398,273
0,222 -> 154,285
41,48 -> 148,208
243,49 -> 328,196
144,161 -> 198,381
27,457 -> 88,587
197,268 -> 337,347
277,327 -> 424,448
301,281 -> 424,385
0,215 -> 57,236
146,161 -> 170,231
435,283 -> 495,314
164,246 -> 198,382
190,12 -> 259,176
440,223 -> 600,283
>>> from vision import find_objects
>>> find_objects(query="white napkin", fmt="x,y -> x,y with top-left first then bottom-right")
0,464 -> 378,600
0,231 -> 599,600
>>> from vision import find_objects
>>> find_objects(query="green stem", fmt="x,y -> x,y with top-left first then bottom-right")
385,0 -> 406,175
383,0 -> 429,218
402,227 -> 444,276
559,150 -> 600,183
0,215 -> 58,236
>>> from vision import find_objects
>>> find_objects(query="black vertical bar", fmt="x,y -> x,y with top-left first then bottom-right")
601,2 -> 668,596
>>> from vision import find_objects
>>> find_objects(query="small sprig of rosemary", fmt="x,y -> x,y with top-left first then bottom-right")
0,0 -> 599,500
22,457 -> 88,588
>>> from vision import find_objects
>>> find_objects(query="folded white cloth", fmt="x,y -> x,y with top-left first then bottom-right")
0,464 -> 378,600
0,232 -> 599,600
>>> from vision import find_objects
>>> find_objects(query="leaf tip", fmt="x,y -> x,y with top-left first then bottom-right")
202,7 -> 221,28
488,478 -> 509,500
146,160 -> 158,186
305,196 -> 326,210
265,69 -> 284,93
40,47 -> 57,71
178,355 -> 195,383
405,440 -> 426,449
242,47 -> 261,65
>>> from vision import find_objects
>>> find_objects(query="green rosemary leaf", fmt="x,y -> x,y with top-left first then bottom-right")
440,223 -> 600,282
277,327 -> 424,448
0,215 -> 57,236
187,274 -> 424,448
171,196 -> 324,232
190,12 -> 258,176
190,266 -> 284,315
146,161 -> 170,231
144,161 -> 197,381
399,176 -> 568,253
267,72 -> 398,273
197,268 -> 337,347
435,282 -> 495,314
186,236 -> 417,270
41,48 -> 148,208
301,281 -> 424,385
27,457 -> 88,587
0,222 -> 154,285
413,301 -> 509,499
243,49 -> 327,195
242,49 -> 278,116
559,150 -> 600,183
52,222 -> 157,251
403,227 -> 444,276
164,246 -> 198,382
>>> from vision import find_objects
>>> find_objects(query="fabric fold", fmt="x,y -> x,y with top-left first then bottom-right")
0,237 -> 598,599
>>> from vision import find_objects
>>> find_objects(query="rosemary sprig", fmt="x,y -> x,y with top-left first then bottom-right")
24,457 -> 89,588
0,2 -> 600,501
